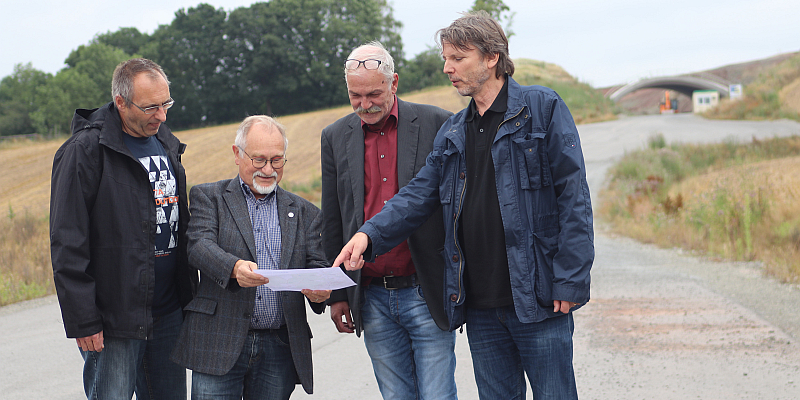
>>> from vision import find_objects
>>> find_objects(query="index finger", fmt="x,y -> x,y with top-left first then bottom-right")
332,250 -> 350,270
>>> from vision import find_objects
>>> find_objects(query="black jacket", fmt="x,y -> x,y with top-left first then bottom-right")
50,102 -> 197,339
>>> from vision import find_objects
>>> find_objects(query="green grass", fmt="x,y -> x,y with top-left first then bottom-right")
600,134 -> 800,283
705,52 -> 800,121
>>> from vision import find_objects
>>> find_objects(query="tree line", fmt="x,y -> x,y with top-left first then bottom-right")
0,0 -> 512,136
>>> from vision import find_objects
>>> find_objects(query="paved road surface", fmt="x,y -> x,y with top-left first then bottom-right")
2,114 -> 799,399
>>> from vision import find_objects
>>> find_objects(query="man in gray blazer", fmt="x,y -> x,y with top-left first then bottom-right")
171,115 -> 331,399
320,42 -> 457,399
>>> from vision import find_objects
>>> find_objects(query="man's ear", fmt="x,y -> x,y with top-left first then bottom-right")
486,53 -> 500,70
390,73 -> 399,94
114,95 -> 126,109
232,144 -> 241,165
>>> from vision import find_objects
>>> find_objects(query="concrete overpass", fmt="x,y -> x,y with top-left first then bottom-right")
607,74 -> 732,102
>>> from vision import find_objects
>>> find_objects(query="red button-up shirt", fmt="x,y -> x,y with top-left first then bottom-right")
362,96 -> 415,279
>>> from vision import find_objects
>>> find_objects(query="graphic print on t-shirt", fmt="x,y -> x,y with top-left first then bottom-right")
138,155 -> 179,252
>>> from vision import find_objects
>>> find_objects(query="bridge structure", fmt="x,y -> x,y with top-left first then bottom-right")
606,73 -> 734,102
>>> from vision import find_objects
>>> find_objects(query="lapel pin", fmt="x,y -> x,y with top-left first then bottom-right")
288,212 -> 295,218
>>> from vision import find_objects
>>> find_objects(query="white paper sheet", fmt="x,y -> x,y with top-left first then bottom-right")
253,267 -> 356,291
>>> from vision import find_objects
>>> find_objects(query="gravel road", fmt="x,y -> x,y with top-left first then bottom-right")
2,114 -> 799,399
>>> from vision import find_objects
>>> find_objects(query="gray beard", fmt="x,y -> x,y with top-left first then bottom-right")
252,171 -> 277,194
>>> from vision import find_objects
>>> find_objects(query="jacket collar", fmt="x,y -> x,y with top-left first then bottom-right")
74,101 -> 182,158
343,98 -> 418,224
224,179 -> 296,268
444,75 -> 527,152
504,75 -> 527,120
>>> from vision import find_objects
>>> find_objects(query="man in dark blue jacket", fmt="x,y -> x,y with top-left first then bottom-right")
50,58 -> 196,400
335,11 -> 594,400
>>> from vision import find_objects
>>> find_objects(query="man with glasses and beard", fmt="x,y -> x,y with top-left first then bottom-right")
50,58 -> 197,399
171,115 -> 331,399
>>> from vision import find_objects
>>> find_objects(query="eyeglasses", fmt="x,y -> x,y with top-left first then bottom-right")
345,59 -> 382,70
238,147 -> 287,169
126,97 -> 175,115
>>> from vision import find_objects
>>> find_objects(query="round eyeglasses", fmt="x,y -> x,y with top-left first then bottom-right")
238,146 -> 287,169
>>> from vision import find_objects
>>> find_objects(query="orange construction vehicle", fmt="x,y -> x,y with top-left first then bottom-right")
659,91 -> 678,114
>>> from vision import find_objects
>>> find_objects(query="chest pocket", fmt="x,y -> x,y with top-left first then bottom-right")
513,131 -> 551,190
436,147 -> 459,205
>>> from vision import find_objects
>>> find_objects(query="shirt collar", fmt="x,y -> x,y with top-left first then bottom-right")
466,74 -> 510,122
361,95 -> 399,133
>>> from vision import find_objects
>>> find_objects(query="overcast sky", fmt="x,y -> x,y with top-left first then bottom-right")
3,0 -> 799,88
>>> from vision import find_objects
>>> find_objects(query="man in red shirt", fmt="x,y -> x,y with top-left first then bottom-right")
320,42 -> 456,399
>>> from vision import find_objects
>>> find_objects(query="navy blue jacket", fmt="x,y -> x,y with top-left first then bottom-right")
360,77 -> 594,330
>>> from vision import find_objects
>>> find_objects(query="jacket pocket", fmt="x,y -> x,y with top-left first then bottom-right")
532,230 -> 558,308
437,148 -> 459,205
513,132 -> 550,190
184,297 -> 217,315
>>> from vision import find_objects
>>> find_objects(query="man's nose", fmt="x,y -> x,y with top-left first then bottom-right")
443,60 -> 453,74
154,106 -> 168,122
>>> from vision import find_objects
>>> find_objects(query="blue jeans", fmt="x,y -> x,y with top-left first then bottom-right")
466,306 -> 577,400
80,307 -> 185,400
191,327 -> 297,400
362,284 -> 457,400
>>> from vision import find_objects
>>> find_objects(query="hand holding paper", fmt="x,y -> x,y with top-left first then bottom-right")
254,267 -> 356,292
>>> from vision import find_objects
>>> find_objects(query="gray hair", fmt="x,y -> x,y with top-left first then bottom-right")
344,41 -> 395,84
437,11 -> 515,78
234,115 -> 289,156
111,58 -> 170,104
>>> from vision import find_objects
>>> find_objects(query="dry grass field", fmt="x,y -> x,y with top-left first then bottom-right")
669,156 -> 800,280
0,61 -> 616,305
0,85 -> 469,305
0,85 -> 469,217
600,136 -> 800,284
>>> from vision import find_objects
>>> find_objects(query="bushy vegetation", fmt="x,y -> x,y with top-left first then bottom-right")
705,52 -> 800,121
0,207 -> 53,306
600,133 -> 800,283
397,47 -> 452,94
0,0 -> 405,135
512,59 -> 618,124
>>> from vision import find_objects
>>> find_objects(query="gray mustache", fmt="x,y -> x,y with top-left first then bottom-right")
355,106 -> 382,114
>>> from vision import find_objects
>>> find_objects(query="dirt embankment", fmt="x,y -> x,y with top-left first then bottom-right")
607,51 -> 800,115
780,77 -> 800,114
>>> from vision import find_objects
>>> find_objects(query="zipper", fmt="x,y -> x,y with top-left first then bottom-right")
451,107 -> 525,304
497,107 -> 526,135
453,155 -> 467,303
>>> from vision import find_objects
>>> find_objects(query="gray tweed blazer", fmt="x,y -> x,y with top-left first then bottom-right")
170,178 -> 327,395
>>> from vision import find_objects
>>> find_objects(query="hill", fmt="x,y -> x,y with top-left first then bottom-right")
611,51 -> 800,115
705,51 -> 800,120
2,57 -> 614,214
513,59 -> 617,124
0,85 -> 470,216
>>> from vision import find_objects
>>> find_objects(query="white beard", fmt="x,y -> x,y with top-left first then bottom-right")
252,171 -> 278,194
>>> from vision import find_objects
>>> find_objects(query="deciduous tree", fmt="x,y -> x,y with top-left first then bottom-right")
470,0 -> 515,38
0,63 -> 50,136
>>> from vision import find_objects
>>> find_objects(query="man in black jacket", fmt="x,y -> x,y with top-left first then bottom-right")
50,58 -> 196,400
